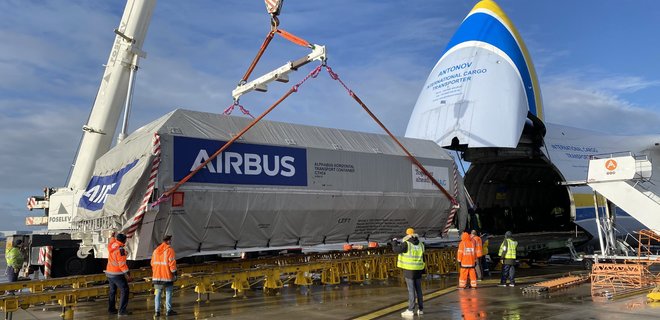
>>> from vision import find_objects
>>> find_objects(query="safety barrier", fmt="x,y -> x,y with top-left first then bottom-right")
588,229 -> 660,301
591,263 -> 656,300
0,247 -> 456,319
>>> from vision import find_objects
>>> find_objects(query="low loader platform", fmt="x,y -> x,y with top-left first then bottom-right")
2,248 -> 660,319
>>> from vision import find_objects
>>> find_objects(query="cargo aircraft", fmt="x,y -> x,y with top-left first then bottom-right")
405,0 -> 660,252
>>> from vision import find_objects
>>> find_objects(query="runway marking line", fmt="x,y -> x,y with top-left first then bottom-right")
352,286 -> 456,320
351,272 -> 575,319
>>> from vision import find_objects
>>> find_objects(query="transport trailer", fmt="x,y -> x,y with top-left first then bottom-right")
68,109 -> 468,261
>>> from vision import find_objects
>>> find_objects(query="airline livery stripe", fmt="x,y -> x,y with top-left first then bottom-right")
470,1 -> 544,120
443,12 -> 538,118
573,193 -> 606,207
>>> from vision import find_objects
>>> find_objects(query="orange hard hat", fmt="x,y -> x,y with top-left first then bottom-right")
406,228 -> 415,235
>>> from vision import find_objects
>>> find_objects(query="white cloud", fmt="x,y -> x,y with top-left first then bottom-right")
543,74 -> 660,134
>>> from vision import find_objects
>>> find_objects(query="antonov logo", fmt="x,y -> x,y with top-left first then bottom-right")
79,159 -> 139,211
605,159 -> 618,171
173,136 -> 308,186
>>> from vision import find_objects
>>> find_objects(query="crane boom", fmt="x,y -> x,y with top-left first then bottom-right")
25,0 -> 157,231
68,0 -> 156,190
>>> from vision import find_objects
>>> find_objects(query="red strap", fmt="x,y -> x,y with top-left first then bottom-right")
155,65 -> 323,203
276,29 -> 311,48
322,65 -> 459,207
241,31 -> 276,83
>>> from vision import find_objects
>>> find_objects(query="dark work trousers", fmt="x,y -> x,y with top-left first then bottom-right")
6,266 -> 19,282
108,275 -> 129,313
482,256 -> 490,276
500,264 -> 516,285
404,277 -> 424,311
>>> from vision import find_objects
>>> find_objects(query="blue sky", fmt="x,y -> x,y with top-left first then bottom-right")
1,0 -> 659,231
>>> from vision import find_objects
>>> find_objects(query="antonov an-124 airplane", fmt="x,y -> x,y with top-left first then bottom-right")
405,0 -> 660,244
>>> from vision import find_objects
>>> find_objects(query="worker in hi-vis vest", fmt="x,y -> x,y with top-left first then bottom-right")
470,230 -> 484,280
391,228 -> 425,318
151,234 -> 178,317
457,232 -> 478,289
106,233 -> 132,316
5,239 -> 25,283
498,231 -> 518,287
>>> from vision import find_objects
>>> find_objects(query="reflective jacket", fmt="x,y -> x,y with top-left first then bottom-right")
105,242 -> 129,276
151,242 -> 177,284
108,237 -> 119,252
498,238 -> 518,262
471,235 -> 483,258
457,232 -> 477,268
396,239 -> 425,271
483,239 -> 489,255
6,247 -> 24,269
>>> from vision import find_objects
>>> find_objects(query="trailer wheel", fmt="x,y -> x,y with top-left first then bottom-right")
57,255 -> 87,276
583,258 -> 594,271
51,247 -> 97,277
64,256 -> 87,276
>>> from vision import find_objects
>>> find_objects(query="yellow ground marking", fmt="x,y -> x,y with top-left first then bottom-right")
352,272 -> 574,319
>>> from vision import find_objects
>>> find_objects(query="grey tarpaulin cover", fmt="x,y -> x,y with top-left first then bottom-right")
76,109 -> 467,259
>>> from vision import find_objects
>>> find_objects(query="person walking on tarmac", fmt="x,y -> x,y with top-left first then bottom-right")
151,234 -> 178,317
391,228 -> 425,317
498,231 -> 518,287
106,233 -> 132,316
5,239 -> 25,283
470,230 -> 483,280
457,232 -> 478,289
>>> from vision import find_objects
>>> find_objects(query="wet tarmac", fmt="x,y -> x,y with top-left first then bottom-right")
4,263 -> 660,319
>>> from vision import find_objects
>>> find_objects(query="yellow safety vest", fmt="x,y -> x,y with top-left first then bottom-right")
5,247 -> 24,269
498,239 -> 518,260
397,241 -> 425,271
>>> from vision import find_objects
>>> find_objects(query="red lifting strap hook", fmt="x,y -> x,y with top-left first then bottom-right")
270,16 -> 280,31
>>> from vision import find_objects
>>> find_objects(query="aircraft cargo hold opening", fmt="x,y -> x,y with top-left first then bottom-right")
463,157 -> 574,235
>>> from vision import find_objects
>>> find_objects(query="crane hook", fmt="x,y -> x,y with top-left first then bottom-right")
271,16 -> 280,31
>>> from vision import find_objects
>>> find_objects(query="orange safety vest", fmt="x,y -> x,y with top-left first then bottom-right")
151,242 -> 177,283
457,233 -> 477,268
471,235 -> 483,258
106,242 -> 129,276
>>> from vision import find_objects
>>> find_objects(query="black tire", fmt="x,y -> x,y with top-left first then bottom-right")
583,258 -> 594,270
51,248 -> 90,277
64,255 -> 87,276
